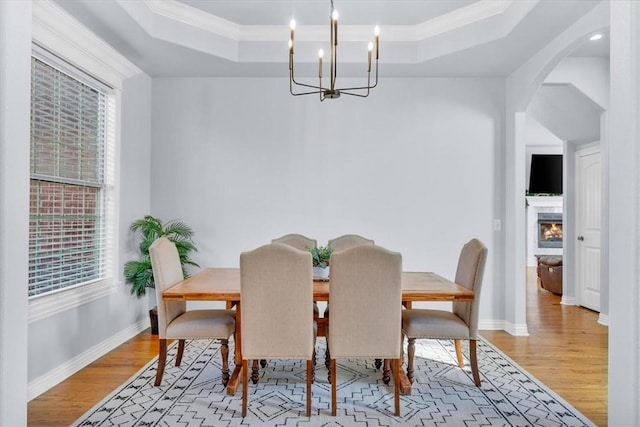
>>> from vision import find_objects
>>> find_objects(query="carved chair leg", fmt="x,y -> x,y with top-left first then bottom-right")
260,359 -> 267,368
311,349 -> 316,383
382,359 -> 391,385
155,338 -> 167,386
469,339 -> 481,387
454,339 -> 464,367
221,339 -> 230,386
330,359 -> 337,416
407,338 -> 415,384
325,341 -> 331,370
375,358 -> 382,369
176,339 -> 185,366
251,360 -> 260,384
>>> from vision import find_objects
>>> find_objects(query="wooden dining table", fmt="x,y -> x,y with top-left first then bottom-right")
162,267 -> 474,395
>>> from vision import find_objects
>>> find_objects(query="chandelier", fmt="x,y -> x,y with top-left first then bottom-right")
288,0 -> 379,101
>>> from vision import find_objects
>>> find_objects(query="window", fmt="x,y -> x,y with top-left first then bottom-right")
29,52 -> 115,298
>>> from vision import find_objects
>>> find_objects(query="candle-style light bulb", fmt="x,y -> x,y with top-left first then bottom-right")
374,25 -> 380,59
290,19 -> 296,52
332,9 -> 338,46
318,49 -> 324,78
367,42 -> 373,72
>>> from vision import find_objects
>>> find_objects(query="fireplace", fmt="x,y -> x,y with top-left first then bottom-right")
538,213 -> 563,248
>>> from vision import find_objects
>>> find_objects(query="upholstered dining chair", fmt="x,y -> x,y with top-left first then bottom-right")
401,238 -> 487,387
149,237 -> 236,387
240,243 -> 316,417
272,233 -> 317,251
327,244 -> 402,416
324,234 -> 376,367
271,233 -> 320,318
327,234 -> 374,252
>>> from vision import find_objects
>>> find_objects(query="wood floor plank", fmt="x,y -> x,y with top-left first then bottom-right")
481,267 -> 607,426
28,267 -> 608,426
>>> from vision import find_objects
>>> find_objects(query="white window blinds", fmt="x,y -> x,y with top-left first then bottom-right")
29,54 -> 114,297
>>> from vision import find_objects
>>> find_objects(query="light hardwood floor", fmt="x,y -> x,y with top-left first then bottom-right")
28,267 -> 608,426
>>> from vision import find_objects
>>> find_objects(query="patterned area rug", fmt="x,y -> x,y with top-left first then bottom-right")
73,337 -> 595,426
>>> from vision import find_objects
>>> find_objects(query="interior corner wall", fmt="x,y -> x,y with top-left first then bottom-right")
608,1 -> 640,424
150,77 -> 505,324
0,2 -> 31,424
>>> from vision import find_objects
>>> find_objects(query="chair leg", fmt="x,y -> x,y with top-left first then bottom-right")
330,359 -> 337,416
242,359 -> 248,417
221,339 -> 230,386
154,339 -> 167,386
325,341 -> 330,370
454,339 -> 464,367
176,339 -> 185,366
251,360 -> 260,384
394,358 -> 401,416
311,349 -> 316,383
407,338 -> 415,384
375,358 -> 382,369
470,339 -> 481,387
306,359 -> 313,417
260,359 -> 267,368
382,359 -> 391,385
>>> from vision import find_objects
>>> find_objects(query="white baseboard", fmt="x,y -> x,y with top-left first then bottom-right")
478,319 -> 506,330
478,319 -> 529,336
598,313 -> 609,326
502,321 -> 530,336
28,319 -> 149,401
561,295 -> 578,305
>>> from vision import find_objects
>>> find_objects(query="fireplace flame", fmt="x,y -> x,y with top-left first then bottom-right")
542,223 -> 563,241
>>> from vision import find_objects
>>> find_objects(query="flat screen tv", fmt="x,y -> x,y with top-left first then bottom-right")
528,154 -> 563,194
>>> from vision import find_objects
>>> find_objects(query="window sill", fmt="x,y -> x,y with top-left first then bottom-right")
28,278 -> 117,323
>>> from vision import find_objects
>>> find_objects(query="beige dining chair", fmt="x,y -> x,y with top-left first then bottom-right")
149,237 -> 236,387
328,234 -> 374,252
271,233 -> 320,317
240,243 -> 316,417
272,233 -> 317,251
401,238 -> 487,386
327,244 -> 402,416
324,234 -> 377,367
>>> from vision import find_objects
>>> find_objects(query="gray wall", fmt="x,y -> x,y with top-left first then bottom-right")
150,77 -> 505,320
27,73 -> 153,382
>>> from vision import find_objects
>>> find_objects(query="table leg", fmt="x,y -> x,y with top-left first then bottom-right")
386,358 -> 412,395
226,301 -> 242,395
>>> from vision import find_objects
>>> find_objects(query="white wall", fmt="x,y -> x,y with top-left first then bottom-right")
151,77 -> 505,322
545,57 -> 610,109
0,2 -> 31,424
608,1 -> 640,423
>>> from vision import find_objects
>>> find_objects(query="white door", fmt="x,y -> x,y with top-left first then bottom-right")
575,147 -> 601,312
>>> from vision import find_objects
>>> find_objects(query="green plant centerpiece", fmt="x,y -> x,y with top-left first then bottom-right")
308,245 -> 333,280
124,215 -> 200,297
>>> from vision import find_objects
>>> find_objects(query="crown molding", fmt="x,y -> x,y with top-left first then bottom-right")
144,0 -> 240,39
136,0 -> 520,43
32,0 -> 141,88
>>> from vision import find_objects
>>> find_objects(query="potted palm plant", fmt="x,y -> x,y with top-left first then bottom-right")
309,245 -> 333,280
124,215 -> 199,334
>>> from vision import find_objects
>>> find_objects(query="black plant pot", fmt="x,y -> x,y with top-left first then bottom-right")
149,307 -> 159,335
